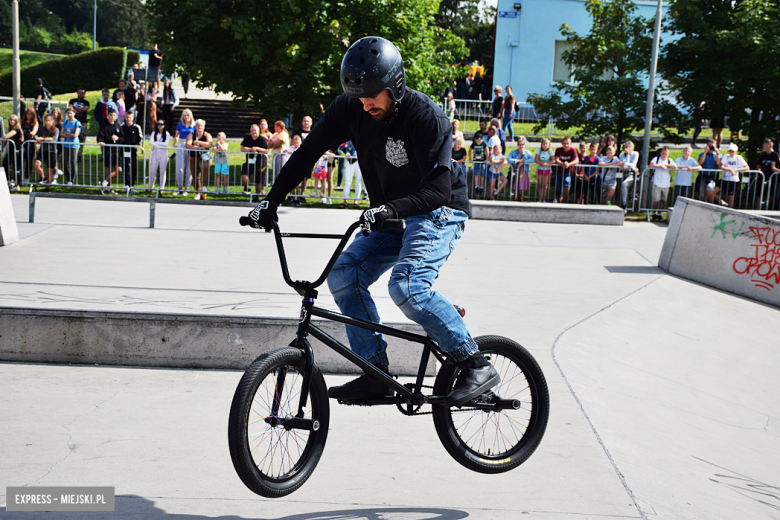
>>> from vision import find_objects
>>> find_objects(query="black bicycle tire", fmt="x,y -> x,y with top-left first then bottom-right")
432,335 -> 549,473
228,346 -> 330,498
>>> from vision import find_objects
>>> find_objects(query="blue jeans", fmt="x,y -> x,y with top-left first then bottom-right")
502,111 -> 515,140
327,207 -> 478,367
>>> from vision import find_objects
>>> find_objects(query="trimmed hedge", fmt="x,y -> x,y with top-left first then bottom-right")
0,47 -> 141,98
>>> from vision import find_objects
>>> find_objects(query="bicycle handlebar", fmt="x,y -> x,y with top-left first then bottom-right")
242,217 -> 406,296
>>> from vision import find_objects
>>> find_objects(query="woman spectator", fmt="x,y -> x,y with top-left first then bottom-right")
451,119 -> 464,142
33,114 -> 59,184
186,118 -> 213,200
600,134 -> 616,156
502,85 -> 515,140
2,114 -> 24,190
21,107 -> 39,182
173,108 -> 195,195
161,77 -> 179,134
144,86 -> 158,140
269,120 -> 290,184
446,92 -> 456,122
148,121 -> 171,193
258,119 -> 272,141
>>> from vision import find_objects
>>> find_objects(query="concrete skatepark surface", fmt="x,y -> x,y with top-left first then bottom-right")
1,195 -> 779,519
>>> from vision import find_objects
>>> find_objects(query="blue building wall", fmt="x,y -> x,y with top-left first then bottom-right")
493,0 -> 672,103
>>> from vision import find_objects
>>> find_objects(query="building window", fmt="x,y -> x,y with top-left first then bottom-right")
552,40 -> 574,84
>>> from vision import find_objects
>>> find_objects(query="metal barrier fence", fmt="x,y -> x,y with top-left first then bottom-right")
458,159 -> 628,205
19,140 -> 147,195
767,173 -> 780,211
637,167 -> 768,220
0,96 -> 70,127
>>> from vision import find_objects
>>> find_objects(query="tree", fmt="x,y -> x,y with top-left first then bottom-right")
528,0 -> 684,148
660,0 -> 780,164
436,0 -> 496,67
148,0 -> 467,120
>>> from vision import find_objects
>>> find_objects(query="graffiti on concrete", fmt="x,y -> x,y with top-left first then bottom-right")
711,214 -> 748,239
732,227 -> 780,291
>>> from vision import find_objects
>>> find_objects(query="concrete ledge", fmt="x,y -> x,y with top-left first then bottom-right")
0,307 -> 435,375
470,199 -> 624,225
659,197 -> 780,308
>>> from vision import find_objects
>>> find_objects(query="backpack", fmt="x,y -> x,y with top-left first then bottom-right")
42,87 -> 52,100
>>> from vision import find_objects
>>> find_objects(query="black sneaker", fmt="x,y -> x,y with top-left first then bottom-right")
443,363 -> 500,406
328,373 -> 393,401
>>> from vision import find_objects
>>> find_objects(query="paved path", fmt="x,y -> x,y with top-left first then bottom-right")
1,195 -> 778,519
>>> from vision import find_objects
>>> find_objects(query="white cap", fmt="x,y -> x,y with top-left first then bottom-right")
728,143 -> 738,152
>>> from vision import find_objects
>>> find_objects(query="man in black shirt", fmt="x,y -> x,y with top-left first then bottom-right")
34,78 -> 50,120
148,44 -> 164,93
292,115 -> 314,197
121,111 -> 144,194
491,86 -> 503,120
757,139 -> 780,210
68,88 -> 90,161
96,108 -> 124,194
244,37 -> 499,406
240,124 -> 269,195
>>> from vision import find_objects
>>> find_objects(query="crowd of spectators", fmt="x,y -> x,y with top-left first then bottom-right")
4,71 -> 779,215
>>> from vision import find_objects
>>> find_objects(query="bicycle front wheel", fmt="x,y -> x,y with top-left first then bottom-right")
228,347 -> 329,498
432,335 -> 549,473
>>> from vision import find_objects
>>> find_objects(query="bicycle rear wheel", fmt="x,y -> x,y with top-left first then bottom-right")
432,335 -> 549,473
228,347 -> 329,498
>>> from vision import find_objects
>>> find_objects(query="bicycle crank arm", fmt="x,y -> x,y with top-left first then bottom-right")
282,415 -> 321,432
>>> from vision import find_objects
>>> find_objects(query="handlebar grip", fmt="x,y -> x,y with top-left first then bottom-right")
239,216 -> 252,227
383,219 -> 406,231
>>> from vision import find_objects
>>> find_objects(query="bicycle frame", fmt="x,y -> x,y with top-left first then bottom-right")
266,220 -> 453,421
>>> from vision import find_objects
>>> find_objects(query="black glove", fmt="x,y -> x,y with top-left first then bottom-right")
240,199 -> 278,231
359,205 -> 395,236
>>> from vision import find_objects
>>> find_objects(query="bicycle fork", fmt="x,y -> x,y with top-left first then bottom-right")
267,296 -> 320,433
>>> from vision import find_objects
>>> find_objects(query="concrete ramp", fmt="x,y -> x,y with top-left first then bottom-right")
659,197 -> 780,308
470,199 -> 624,225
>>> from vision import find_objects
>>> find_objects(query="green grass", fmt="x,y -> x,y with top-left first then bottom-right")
0,48 -> 65,76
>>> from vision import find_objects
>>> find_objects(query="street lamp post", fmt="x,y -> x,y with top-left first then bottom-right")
12,0 -> 20,116
641,0 -> 663,170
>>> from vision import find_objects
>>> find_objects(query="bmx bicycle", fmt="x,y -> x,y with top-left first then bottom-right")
228,218 -> 550,498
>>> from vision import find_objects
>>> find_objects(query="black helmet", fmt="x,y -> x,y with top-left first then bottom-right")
340,37 -> 406,102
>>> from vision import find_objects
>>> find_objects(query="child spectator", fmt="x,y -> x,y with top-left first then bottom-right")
33,114 -> 59,184
581,143 -> 601,205
696,139 -> 722,201
673,145 -> 701,203
553,136 -> 579,203
598,145 -> 623,205
618,140 -> 639,209
470,133 -> 488,196
148,120 -> 171,192
649,146 -> 675,220
452,137 -> 467,177
507,136 -> 533,201
488,143 -> 507,200
312,153 -> 330,203
719,143 -> 749,208
213,131 -> 229,193
534,138 -> 554,203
